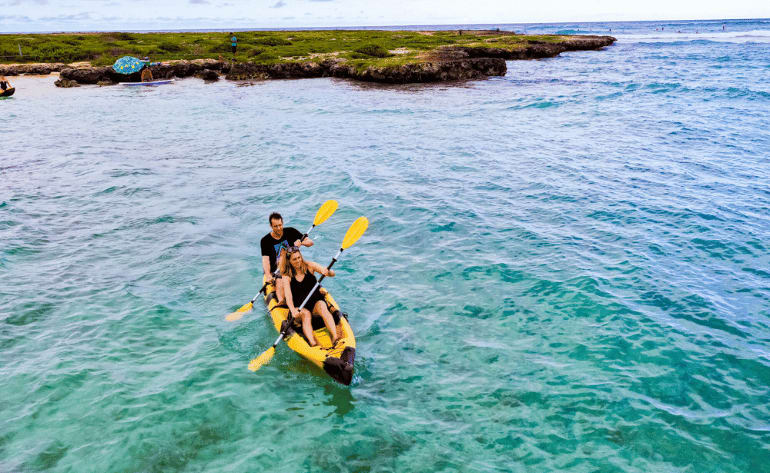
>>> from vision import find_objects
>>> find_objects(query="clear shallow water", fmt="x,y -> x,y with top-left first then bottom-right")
2,18 -> 770,473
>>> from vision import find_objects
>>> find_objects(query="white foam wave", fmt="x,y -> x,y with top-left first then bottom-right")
616,29 -> 770,44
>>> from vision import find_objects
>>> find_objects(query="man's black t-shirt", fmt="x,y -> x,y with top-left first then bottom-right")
260,227 -> 303,273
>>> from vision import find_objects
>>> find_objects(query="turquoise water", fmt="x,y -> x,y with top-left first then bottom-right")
2,19 -> 770,472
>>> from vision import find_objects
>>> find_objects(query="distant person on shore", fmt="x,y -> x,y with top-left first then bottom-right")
0,75 -> 10,91
230,33 -> 238,56
141,57 -> 153,82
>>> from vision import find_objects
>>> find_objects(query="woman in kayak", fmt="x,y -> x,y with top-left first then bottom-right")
280,245 -> 338,346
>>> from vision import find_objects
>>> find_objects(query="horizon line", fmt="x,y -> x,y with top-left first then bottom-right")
1,17 -> 768,35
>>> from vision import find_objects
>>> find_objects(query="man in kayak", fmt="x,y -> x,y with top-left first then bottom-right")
0,75 -> 10,91
261,212 -> 313,302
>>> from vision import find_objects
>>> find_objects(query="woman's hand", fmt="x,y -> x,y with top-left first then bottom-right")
326,269 -> 335,277
290,307 -> 299,318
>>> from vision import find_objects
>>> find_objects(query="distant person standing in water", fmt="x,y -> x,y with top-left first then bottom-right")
230,33 -> 238,56
140,57 -> 153,82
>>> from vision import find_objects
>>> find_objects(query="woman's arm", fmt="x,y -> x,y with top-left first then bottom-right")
282,277 -> 298,316
309,260 -> 334,277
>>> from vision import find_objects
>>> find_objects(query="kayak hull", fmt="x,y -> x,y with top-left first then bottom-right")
263,275 -> 356,385
121,80 -> 174,86
0,87 -> 14,97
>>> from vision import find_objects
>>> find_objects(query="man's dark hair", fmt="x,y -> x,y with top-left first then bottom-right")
269,212 -> 283,224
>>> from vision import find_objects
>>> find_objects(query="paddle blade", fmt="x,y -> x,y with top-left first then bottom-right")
225,302 -> 253,322
342,217 -> 369,249
248,347 -> 275,372
314,200 -> 339,226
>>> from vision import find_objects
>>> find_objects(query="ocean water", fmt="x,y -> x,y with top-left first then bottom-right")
2,18 -> 769,473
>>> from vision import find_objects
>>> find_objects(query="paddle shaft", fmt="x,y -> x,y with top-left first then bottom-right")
268,248 -> 344,347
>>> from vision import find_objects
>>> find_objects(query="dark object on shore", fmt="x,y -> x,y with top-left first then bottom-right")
54,79 -> 80,88
197,69 -> 220,82
0,87 -> 15,97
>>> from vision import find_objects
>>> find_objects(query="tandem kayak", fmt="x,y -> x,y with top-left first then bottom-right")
121,79 -> 174,87
263,275 -> 356,385
0,87 -> 14,97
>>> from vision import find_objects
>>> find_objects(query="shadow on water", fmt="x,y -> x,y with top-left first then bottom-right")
338,77 -> 477,93
323,382 -> 355,416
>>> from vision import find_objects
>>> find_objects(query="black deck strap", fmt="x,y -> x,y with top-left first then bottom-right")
279,319 -> 296,337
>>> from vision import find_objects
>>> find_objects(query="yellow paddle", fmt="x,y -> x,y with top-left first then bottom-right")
225,200 -> 339,322
248,216 -> 369,372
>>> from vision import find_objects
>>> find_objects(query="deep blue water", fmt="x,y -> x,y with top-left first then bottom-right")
1,18 -> 769,473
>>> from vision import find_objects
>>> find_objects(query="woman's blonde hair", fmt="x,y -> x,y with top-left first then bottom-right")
279,246 -> 307,279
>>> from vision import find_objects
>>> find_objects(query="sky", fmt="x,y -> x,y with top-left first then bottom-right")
0,0 -> 768,32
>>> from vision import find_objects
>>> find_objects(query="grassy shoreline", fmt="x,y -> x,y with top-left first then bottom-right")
0,30 -> 587,69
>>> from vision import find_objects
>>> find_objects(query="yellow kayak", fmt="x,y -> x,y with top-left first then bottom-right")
263,275 -> 356,385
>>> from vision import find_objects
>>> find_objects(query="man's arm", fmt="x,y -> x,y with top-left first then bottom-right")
290,228 -> 313,248
262,255 -> 273,282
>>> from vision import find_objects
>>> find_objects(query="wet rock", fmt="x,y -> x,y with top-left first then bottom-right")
60,66 -> 112,84
225,61 -> 324,80
196,69 -> 219,81
348,58 -> 507,83
0,63 -> 66,76
54,79 -> 80,88
97,80 -> 116,86
448,35 -> 615,60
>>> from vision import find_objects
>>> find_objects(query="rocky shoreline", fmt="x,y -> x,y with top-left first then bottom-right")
0,35 -> 614,86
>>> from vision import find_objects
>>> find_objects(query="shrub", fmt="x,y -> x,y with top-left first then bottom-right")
253,37 -> 292,47
208,43 -> 231,53
253,51 -> 279,61
157,41 -> 182,52
353,44 -> 391,58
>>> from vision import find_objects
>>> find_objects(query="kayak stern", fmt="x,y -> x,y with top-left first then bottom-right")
323,346 -> 356,385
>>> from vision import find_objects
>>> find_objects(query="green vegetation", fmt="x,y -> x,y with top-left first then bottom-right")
0,30 -> 569,67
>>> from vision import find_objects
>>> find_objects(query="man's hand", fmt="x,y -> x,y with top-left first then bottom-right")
294,239 -> 302,247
